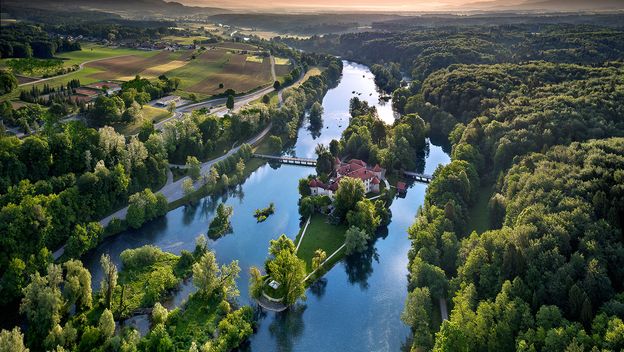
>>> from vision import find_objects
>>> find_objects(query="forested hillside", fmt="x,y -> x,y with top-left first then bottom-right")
291,24 -> 624,351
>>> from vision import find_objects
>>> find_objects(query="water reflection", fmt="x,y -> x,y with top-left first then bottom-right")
83,61 -> 451,351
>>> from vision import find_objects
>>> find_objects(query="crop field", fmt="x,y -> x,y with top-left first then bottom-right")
169,49 -> 273,98
85,51 -> 192,80
275,59 -> 293,78
274,57 -> 290,65
245,55 -> 264,63
213,42 -> 262,51
3,44 -> 274,102
162,35 -> 212,45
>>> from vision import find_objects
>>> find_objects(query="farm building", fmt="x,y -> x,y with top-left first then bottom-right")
85,81 -> 122,95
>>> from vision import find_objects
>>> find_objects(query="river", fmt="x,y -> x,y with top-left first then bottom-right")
82,61 -> 450,351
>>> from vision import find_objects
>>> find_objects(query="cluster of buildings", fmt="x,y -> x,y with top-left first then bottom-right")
309,159 -> 386,198
70,81 -> 122,105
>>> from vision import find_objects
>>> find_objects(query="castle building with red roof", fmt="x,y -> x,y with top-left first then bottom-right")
309,159 -> 385,198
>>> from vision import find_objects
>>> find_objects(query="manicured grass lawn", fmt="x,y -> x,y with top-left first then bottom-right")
467,182 -> 494,235
115,105 -> 171,135
295,214 -> 348,273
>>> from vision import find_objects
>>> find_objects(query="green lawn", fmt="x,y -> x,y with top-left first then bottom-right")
295,214 -> 347,273
1,45 -> 158,102
115,105 -> 171,135
56,44 -> 156,66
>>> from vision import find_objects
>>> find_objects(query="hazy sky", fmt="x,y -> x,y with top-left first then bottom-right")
173,0 -> 524,11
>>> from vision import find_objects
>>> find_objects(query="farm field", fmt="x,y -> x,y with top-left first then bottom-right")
86,50 -> 192,80
275,58 -> 293,79
162,35 -> 212,45
2,44 -> 275,102
168,48 -> 273,99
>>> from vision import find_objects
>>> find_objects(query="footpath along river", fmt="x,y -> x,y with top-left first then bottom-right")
83,61 -> 450,351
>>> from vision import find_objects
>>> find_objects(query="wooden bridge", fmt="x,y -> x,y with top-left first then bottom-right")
403,171 -> 433,183
253,154 -> 317,166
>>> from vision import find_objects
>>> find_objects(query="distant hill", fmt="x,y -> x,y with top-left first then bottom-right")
464,0 -> 624,11
2,0 -> 229,17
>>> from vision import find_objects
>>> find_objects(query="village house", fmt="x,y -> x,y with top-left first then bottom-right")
309,159 -> 385,198
84,81 -> 122,96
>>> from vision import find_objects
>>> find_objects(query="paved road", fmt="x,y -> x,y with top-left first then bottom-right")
99,123 -> 272,227
99,56 -> 309,226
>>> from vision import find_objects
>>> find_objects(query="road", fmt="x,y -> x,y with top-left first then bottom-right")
153,54 -> 278,128
99,55 -> 307,227
99,123 -> 272,227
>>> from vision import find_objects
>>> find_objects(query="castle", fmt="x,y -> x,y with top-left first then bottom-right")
309,159 -> 385,198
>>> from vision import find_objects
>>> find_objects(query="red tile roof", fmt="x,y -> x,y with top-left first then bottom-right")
373,164 -> 382,172
372,177 -> 380,184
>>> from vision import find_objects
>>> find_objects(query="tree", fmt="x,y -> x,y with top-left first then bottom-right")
249,266 -> 264,299
167,102 -> 176,114
193,251 -> 241,299
235,158 -> 245,178
203,167 -> 219,189
267,246 -> 306,305
99,309 -> 115,340
309,101 -> 324,127
329,139 -> 340,156
226,95 -> 235,110
0,327 -> 28,352
182,178 -> 194,198
299,196 -> 315,218
269,135 -> 282,152
63,259 -> 92,312
208,203 -> 234,239
152,302 -> 168,325
333,177 -> 366,220
185,156 -> 201,181
100,254 -> 117,310
20,265 -> 64,346
344,226 -> 370,255
402,287 -> 433,350
312,249 -> 327,271
346,199 -> 380,236
298,178 -> 311,197
66,222 -> 103,257
122,101 -> 142,122
268,234 -> 296,257
0,70 -> 18,95
273,81 -> 281,90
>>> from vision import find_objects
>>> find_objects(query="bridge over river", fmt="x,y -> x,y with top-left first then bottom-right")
253,154 -> 433,183
253,153 -> 317,166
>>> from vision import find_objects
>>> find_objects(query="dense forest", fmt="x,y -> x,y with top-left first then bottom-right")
0,24 -> 81,59
290,23 -> 624,351
0,49 -> 343,350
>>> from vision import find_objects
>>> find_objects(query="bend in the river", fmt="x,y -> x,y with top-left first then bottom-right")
82,61 -> 450,351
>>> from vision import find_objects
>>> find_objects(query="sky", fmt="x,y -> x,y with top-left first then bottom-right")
172,0 -> 524,12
